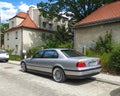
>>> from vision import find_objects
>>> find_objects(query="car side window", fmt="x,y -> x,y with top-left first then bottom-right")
33,50 -> 44,58
43,50 -> 58,58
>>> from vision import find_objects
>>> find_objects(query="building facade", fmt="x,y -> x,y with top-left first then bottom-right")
4,6 -> 68,55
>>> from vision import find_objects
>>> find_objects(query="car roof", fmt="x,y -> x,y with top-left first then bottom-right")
42,48 -> 72,51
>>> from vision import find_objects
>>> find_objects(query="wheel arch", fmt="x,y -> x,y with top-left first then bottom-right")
52,64 -> 65,75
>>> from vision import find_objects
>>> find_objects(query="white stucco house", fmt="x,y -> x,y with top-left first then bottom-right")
4,7 -> 68,55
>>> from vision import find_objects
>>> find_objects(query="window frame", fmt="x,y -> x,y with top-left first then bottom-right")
43,50 -> 58,58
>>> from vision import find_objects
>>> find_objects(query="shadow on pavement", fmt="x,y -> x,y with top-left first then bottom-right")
110,87 -> 120,96
65,78 -> 95,86
19,69 -> 95,85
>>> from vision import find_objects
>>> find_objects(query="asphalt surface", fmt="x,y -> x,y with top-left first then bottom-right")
0,61 -> 120,96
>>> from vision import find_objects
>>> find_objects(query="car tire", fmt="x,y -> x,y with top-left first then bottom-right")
52,67 -> 66,83
21,62 -> 27,72
5,60 -> 9,62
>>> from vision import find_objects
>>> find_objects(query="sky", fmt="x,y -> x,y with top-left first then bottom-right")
0,0 -> 48,23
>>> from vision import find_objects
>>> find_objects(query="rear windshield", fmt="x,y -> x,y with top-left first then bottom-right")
61,50 -> 84,57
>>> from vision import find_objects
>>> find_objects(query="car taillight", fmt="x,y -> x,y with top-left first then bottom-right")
98,60 -> 101,65
76,62 -> 86,67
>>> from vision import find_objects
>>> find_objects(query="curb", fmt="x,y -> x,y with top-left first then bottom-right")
91,77 -> 120,86
9,60 -> 20,65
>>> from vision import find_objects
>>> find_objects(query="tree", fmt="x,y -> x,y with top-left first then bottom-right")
37,0 -> 116,22
37,0 -> 116,47
1,23 -> 9,46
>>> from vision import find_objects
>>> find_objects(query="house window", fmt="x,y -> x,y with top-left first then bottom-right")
42,22 -> 47,28
48,23 -> 53,30
15,31 -> 18,39
7,45 -> 9,49
7,33 -> 9,40
15,45 -> 18,54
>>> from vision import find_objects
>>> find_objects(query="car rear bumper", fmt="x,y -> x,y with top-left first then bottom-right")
64,66 -> 101,79
0,58 -> 9,61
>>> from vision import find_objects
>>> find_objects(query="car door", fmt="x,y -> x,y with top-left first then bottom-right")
27,50 -> 45,70
28,50 -> 58,73
38,50 -> 59,73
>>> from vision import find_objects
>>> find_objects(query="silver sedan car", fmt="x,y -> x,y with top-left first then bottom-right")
0,50 -> 9,62
21,49 -> 101,82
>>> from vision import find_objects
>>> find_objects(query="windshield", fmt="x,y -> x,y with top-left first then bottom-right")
61,50 -> 84,57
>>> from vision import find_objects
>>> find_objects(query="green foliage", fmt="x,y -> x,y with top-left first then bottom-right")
58,43 -> 72,48
1,23 -> 9,45
43,25 -> 73,49
27,46 -> 43,57
87,42 -> 120,74
4,48 -> 14,55
43,39 -> 59,49
9,55 -> 21,61
37,0 -> 115,22
109,45 -> 120,74
43,39 -> 72,49
93,32 -> 112,54
56,25 -> 73,43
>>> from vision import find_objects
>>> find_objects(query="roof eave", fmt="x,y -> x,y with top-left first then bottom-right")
4,26 -> 56,33
75,17 -> 120,28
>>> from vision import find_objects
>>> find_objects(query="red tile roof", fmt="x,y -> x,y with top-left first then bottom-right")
9,12 -> 27,20
18,13 -> 38,28
77,1 -> 120,25
5,12 -> 38,32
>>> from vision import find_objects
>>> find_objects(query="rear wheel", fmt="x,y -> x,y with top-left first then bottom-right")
52,68 -> 66,82
21,62 -> 27,72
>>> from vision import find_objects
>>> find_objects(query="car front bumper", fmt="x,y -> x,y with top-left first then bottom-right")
64,66 -> 102,79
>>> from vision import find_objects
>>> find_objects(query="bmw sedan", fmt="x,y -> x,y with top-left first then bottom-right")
21,49 -> 101,82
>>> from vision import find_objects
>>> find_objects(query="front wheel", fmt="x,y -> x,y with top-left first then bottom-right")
21,62 -> 27,72
52,68 -> 66,83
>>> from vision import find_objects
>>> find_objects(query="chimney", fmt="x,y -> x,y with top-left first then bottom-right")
28,6 -> 35,20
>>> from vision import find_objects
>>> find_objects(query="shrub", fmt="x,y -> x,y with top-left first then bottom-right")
4,48 -> 14,55
9,55 -> 21,61
93,32 -> 112,54
109,45 -> 120,74
27,46 -> 43,57
58,43 -> 72,48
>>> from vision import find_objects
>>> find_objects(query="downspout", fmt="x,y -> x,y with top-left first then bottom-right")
21,27 -> 23,57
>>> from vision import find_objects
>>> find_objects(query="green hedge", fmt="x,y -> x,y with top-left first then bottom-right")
9,55 -> 21,61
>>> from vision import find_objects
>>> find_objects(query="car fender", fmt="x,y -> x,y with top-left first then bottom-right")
52,63 -> 64,71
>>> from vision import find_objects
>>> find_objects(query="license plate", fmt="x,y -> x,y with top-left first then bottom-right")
89,61 -> 97,66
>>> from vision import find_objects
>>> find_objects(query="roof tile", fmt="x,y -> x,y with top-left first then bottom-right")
18,14 -> 37,28
77,1 -> 120,25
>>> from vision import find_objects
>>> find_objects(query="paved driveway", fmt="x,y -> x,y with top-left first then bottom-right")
0,61 -> 119,96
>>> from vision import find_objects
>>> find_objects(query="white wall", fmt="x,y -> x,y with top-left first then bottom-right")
22,28 -> 44,51
9,17 -> 24,28
74,22 -> 120,51
4,28 -> 22,55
